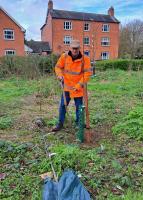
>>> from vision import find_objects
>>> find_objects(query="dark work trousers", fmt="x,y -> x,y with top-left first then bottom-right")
59,91 -> 83,124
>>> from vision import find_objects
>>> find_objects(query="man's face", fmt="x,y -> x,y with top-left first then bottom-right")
71,47 -> 80,57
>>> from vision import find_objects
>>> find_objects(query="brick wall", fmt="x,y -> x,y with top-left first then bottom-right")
52,19 -> 119,60
41,13 -> 52,49
0,9 -> 25,56
42,14 -> 119,60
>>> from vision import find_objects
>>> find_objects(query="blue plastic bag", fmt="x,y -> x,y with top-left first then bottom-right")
42,170 -> 91,200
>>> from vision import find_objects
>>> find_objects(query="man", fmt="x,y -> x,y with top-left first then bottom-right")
52,40 -> 92,132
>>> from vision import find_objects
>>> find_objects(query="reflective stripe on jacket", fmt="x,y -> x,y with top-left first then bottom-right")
55,53 -> 92,98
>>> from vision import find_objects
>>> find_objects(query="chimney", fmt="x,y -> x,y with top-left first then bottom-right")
48,0 -> 53,10
108,6 -> 114,16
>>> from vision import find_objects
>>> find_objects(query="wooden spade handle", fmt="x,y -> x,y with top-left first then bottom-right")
84,84 -> 92,143
60,81 -> 67,110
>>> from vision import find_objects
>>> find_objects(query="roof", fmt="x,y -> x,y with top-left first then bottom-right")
40,9 -> 120,30
0,6 -> 26,32
50,9 -> 120,23
42,9 -> 120,26
25,41 -> 51,53
24,45 -> 33,53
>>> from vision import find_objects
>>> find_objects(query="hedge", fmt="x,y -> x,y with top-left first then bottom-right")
0,54 -> 59,79
95,59 -> 143,71
0,56 -> 143,79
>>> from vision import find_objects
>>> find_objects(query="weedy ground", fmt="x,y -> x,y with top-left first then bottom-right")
0,69 -> 143,200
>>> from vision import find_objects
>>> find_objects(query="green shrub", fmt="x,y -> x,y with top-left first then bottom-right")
38,54 -> 58,74
0,54 -> 59,79
0,116 -> 13,129
112,107 -> 143,140
95,59 -> 143,71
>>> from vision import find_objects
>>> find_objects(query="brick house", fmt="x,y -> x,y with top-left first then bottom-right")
41,0 -> 120,60
0,6 -> 25,56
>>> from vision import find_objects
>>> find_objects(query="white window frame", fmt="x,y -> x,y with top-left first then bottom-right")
101,37 -> 110,46
84,50 -> 90,56
101,52 -> 109,60
64,36 -> 72,45
84,37 -> 90,45
102,24 -> 110,32
5,50 -> 16,55
84,23 -> 90,31
4,29 -> 15,40
64,21 -> 72,30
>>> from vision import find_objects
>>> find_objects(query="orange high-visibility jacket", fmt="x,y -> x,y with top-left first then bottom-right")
55,53 -> 92,98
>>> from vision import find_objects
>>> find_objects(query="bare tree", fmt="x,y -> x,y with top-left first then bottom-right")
119,25 -> 131,58
136,42 -> 143,58
119,19 -> 143,59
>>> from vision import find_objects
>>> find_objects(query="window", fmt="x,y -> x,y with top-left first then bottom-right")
101,37 -> 110,46
84,23 -> 90,31
84,37 -> 90,45
4,29 -> 14,40
102,24 -> 110,32
5,50 -> 16,55
64,21 -> 72,30
101,52 -> 109,60
84,51 -> 90,56
64,36 -> 72,44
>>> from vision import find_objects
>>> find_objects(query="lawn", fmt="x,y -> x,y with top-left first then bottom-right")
0,69 -> 143,200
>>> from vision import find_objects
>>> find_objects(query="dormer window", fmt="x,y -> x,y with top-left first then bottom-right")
64,21 -> 72,30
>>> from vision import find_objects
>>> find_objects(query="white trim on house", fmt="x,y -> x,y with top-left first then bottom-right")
4,29 -> 15,40
0,6 -> 26,32
101,37 -> 110,46
5,49 -> 16,55
101,52 -> 109,60
64,21 -> 72,30
84,22 -> 90,31
102,24 -> 110,32
84,37 -> 90,45
64,35 -> 72,45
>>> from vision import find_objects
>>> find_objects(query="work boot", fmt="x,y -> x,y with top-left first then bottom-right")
52,122 -> 63,132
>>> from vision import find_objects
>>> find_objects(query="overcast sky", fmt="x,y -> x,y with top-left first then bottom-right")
0,0 -> 143,40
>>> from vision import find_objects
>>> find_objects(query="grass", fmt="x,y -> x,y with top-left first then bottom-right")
0,76 -> 60,103
113,106 -> 143,140
0,78 -> 36,103
0,69 -> 143,200
88,69 -> 143,126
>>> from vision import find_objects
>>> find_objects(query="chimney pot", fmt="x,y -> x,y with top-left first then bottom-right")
108,6 -> 114,16
48,0 -> 53,10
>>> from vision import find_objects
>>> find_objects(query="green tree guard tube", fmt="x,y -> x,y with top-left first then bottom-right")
76,105 -> 85,143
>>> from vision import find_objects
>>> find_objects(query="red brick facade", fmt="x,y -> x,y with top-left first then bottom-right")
0,7 -> 25,56
41,1 -> 120,60
52,20 -> 119,60
41,13 -> 53,49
